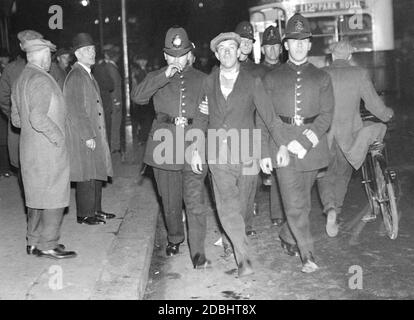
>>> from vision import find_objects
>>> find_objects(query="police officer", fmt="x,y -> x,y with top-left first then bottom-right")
260,25 -> 285,227
261,25 -> 282,71
131,27 -> 210,269
262,13 -> 334,273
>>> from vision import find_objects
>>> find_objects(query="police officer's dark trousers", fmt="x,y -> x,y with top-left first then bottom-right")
209,162 -> 254,265
153,167 -> 208,259
76,180 -> 103,218
277,166 -> 318,260
27,207 -> 65,250
270,171 -> 284,220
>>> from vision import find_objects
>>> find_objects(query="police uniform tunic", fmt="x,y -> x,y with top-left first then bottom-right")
263,60 -> 334,260
131,66 -> 209,257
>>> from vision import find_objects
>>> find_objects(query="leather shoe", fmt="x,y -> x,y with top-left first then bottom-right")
33,247 -> 77,260
95,211 -> 116,220
280,237 -> 299,257
77,216 -> 106,225
192,253 -> 212,269
271,218 -> 285,226
301,252 -> 319,273
27,244 -> 65,255
246,230 -> 257,236
238,259 -> 254,277
166,242 -> 180,256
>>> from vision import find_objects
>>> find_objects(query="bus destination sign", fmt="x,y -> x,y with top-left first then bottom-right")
296,0 -> 367,13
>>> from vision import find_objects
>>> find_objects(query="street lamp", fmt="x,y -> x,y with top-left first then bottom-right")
81,0 -> 90,7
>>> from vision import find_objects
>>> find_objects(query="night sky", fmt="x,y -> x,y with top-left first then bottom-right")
5,0 -> 251,61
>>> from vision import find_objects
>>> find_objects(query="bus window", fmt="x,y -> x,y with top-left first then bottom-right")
339,14 -> 373,51
308,17 -> 337,56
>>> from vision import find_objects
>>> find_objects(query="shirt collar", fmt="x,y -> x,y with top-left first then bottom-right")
77,62 -> 92,75
287,59 -> 309,71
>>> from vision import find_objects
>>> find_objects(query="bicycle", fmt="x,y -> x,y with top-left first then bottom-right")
360,113 -> 399,240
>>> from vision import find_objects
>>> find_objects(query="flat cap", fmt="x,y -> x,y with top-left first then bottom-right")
330,40 -> 355,59
21,39 -> 56,53
17,30 -> 43,44
210,32 -> 241,52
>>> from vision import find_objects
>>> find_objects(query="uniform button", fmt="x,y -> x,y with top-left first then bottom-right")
297,78 -> 302,82
296,107 -> 302,111
181,88 -> 186,92
296,85 -> 302,89
297,100 -> 302,104
182,103 -> 186,107
182,95 -> 186,99
182,110 -> 186,113
180,75 -> 184,79
181,81 -> 185,85
296,92 -> 301,96
297,71 -> 301,75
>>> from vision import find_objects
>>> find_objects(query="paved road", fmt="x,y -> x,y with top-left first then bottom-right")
144,108 -> 414,300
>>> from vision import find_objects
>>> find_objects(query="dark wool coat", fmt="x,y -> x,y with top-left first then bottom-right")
11,63 -> 70,209
64,62 -> 112,182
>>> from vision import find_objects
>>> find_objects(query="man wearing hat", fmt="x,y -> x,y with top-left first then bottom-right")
131,27 -> 211,269
0,31 -> 36,194
11,31 -> 76,259
191,32 -> 289,277
317,40 -> 394,231
262,13 -> 334,273
103,44 -> 124,159
64,33 -> 115,225
49,48 -> 71,90
261,25 -> 282,71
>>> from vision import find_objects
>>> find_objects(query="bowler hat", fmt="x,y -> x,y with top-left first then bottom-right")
54,48 -> 71,57
210,32 -> 241,53
235,21 -> 255,42
163,27 -> 192,57
262,26 -> 281,46
72,33 -> 95,52
284,13 -> 312,40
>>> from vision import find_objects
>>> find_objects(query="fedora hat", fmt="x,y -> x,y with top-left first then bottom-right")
72,33 -> 95,52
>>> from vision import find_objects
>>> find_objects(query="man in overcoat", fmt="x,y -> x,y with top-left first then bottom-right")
131,27 -> 211,268
262,14 -> 334,273
191,32 -> 289,277
64,33 -> 115,225
11,32 -> 76,259
317,40 -> 394,234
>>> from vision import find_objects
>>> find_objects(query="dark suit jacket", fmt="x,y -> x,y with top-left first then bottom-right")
194,67 -> 286,164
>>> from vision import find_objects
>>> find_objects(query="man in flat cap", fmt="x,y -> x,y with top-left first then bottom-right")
64,33 -> 115,225
103,44 -> 124,159
49,48 -> 71,90
262,13 -> 334,273
11,32 -> 76,259
317,40 -> 394,229
131,27 -> 211,269
191,32 -> 289,277
0,31 -> 38,196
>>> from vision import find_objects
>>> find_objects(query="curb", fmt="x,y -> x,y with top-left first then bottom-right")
91,177 -> 159,300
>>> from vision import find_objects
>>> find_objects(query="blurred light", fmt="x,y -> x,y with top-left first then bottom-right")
118,16 -> 121,21
105,17 -> 110,23
198,2 -> 204,8
80,0 -> 89,7
94,19 -> 99,25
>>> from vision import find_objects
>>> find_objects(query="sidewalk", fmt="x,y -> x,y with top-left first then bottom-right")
0,147 -> 159,300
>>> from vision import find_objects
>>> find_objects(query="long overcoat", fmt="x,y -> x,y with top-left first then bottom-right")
64,62 -> 112,182
11,63 -> 70,209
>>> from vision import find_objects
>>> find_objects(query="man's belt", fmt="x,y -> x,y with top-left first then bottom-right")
157,113 -> 193,126
279,115 -> 318,126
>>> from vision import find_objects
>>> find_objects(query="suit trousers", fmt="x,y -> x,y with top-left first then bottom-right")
317,139 -> 353,214
27,207 -> 65,250
111,104 -> 122,152
153,167 -> 208,258
270,171 -> 284,220
277,166 -> 318,261
209,163 -> 255,265
75,180 -> 103,218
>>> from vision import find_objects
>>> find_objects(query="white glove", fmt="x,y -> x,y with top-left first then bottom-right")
191,150 -> 203,174
260,158 -> 273,174
287,140 -> 307,159
303,129 -> 319,148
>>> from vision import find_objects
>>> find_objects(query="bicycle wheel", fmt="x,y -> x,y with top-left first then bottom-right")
361,156 -> 380,220
373,157 -> 399,239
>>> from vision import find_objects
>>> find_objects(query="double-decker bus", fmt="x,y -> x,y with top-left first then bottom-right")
249,0 -> 395,93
